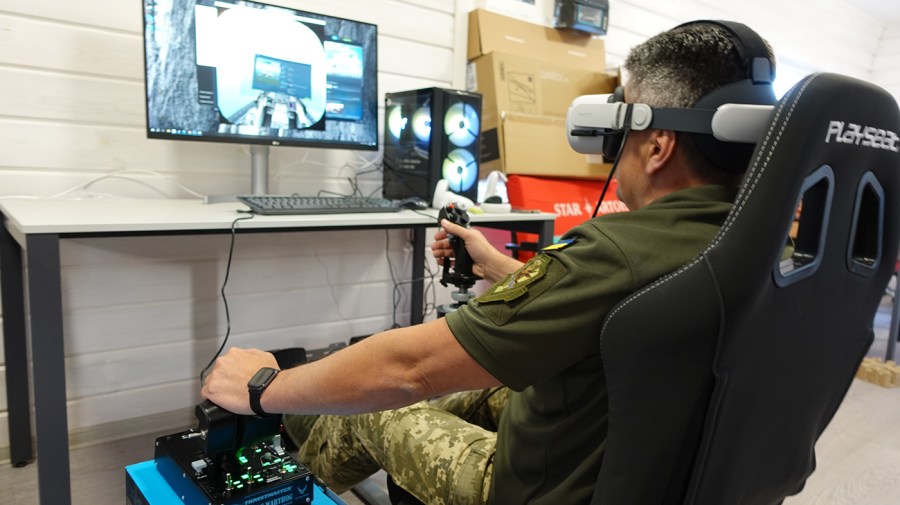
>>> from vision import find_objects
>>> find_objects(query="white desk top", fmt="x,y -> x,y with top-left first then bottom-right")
0,197 -> 555,235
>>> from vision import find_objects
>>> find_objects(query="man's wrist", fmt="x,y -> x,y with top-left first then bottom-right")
247,367 -> 280,417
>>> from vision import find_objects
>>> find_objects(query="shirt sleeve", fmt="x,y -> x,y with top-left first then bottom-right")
445,227 -> 637,391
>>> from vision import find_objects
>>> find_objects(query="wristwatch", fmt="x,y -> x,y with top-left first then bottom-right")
247,367 -> 279,417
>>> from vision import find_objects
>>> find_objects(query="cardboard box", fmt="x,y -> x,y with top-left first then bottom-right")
467,51 -> 616,178
484,112 -> 612,179
466,9 -> 614,178
467,9 -> 606,68
467,51 -> 616,127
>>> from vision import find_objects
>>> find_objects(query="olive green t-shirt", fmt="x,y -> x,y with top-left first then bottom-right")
445,185 -> 739,504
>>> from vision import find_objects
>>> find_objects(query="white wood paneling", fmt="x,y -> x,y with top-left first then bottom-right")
0,13 -> 143,79
0,0 -> 139,31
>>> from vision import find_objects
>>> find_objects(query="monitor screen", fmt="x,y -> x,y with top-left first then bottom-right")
142,0 -> 378,151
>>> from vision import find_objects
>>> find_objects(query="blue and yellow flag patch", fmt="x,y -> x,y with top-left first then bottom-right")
541,237 -> 577,252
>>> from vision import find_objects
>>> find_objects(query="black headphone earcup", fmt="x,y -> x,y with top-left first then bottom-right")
692,73 -> 777,173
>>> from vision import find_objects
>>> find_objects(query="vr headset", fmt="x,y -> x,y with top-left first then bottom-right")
566,20 -> 777,173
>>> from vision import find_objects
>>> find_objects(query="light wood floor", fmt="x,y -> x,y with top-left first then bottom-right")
1,306 -> 898,504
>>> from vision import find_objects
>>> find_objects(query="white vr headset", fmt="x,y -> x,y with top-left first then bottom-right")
566,94 -> 774,158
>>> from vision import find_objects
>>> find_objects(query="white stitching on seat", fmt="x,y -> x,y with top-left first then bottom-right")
710,75 -> 817,248
600,74 -> 821,338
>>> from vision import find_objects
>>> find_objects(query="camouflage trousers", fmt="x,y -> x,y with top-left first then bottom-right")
283,387 -> 509,505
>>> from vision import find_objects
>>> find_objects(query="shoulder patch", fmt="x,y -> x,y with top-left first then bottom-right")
542,237 -> 576,252
478,254 -> 551,303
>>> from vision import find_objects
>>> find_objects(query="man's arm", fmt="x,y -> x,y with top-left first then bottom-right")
201,317 -> 502,416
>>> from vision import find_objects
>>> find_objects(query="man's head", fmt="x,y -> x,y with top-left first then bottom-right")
614,22 -> 776,210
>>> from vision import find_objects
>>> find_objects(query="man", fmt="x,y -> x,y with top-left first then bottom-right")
202,21 -> 775,505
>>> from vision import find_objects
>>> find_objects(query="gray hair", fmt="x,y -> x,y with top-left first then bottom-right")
623,22 -> 775,108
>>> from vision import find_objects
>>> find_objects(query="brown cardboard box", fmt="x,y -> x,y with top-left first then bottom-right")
466,9 -> 613,178
467,51 -> 615,177
483,112 -> 612,179
467,51 -> 615,129
467,9 -> 605,69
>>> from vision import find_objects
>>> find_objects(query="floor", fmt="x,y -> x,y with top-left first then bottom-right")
1,300 -> 898,505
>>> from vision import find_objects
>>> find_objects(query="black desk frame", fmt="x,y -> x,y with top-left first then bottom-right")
0,212 -> 553,505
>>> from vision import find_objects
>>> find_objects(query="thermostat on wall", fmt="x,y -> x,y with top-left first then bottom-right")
554,0 -> 609,35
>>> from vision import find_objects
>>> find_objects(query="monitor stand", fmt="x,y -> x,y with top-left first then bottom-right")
203,145 -> 270,204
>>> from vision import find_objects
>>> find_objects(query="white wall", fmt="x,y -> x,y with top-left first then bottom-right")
872,23 -> 900,99
0,0 -> 898,450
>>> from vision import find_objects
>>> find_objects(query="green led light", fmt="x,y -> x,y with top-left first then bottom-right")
241,473 -> 250,480
238,456 -> 249,464
255,448 -> 262,453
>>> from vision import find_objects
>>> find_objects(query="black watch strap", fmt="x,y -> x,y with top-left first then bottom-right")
249,388 -> 270,417
248,367 -> 279,417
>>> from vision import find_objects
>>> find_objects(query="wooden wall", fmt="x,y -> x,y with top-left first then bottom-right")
1,0 -> 898,451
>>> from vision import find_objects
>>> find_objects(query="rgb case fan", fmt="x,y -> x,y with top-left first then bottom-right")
383,88 -> 482,203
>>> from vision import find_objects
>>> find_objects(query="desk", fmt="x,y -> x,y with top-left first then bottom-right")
0,198 -> 554,505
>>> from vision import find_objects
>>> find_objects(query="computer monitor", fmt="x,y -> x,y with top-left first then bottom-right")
142,0 -> 379,195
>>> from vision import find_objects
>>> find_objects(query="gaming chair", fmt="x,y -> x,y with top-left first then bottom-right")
591,72 -> 900,504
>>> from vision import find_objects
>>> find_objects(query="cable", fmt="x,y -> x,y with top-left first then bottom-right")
48,168 -> 206,200
592,107 -> 635,218
385,229 -> 403,328
311,246 -> 355,328
281,151 -> 382,198
200,212 -> 255,384
384,229 -> 439,328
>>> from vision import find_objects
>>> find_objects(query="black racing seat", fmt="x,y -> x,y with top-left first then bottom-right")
592,73 -> 900,504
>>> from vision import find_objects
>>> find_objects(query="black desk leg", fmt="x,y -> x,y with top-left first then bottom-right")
1,215 -> 33,466
536,220 -> 554,250
27,234 -> 72,505
411,227 -> 425,325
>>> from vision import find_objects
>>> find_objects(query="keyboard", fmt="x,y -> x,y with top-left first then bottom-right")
237,195 -> 403,215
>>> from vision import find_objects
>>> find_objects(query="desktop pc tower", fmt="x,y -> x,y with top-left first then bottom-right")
383,87 -> 482,204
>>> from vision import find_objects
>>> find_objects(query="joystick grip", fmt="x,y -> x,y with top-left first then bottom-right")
438,203 -> 471,229
437,204 -> 479,289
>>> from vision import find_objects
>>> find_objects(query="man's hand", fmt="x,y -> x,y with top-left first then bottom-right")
201,347 -> 280,415
432,219 -> 524,284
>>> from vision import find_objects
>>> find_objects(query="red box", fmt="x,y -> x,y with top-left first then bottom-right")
506,175 -> 628,258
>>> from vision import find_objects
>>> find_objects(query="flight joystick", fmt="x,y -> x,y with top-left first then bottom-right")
437,204 -> 482,316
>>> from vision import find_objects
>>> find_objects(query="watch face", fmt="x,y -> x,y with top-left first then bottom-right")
249,367 -> 279,390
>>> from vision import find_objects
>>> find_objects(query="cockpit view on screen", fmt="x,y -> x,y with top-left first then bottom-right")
142,0 -> 378,150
